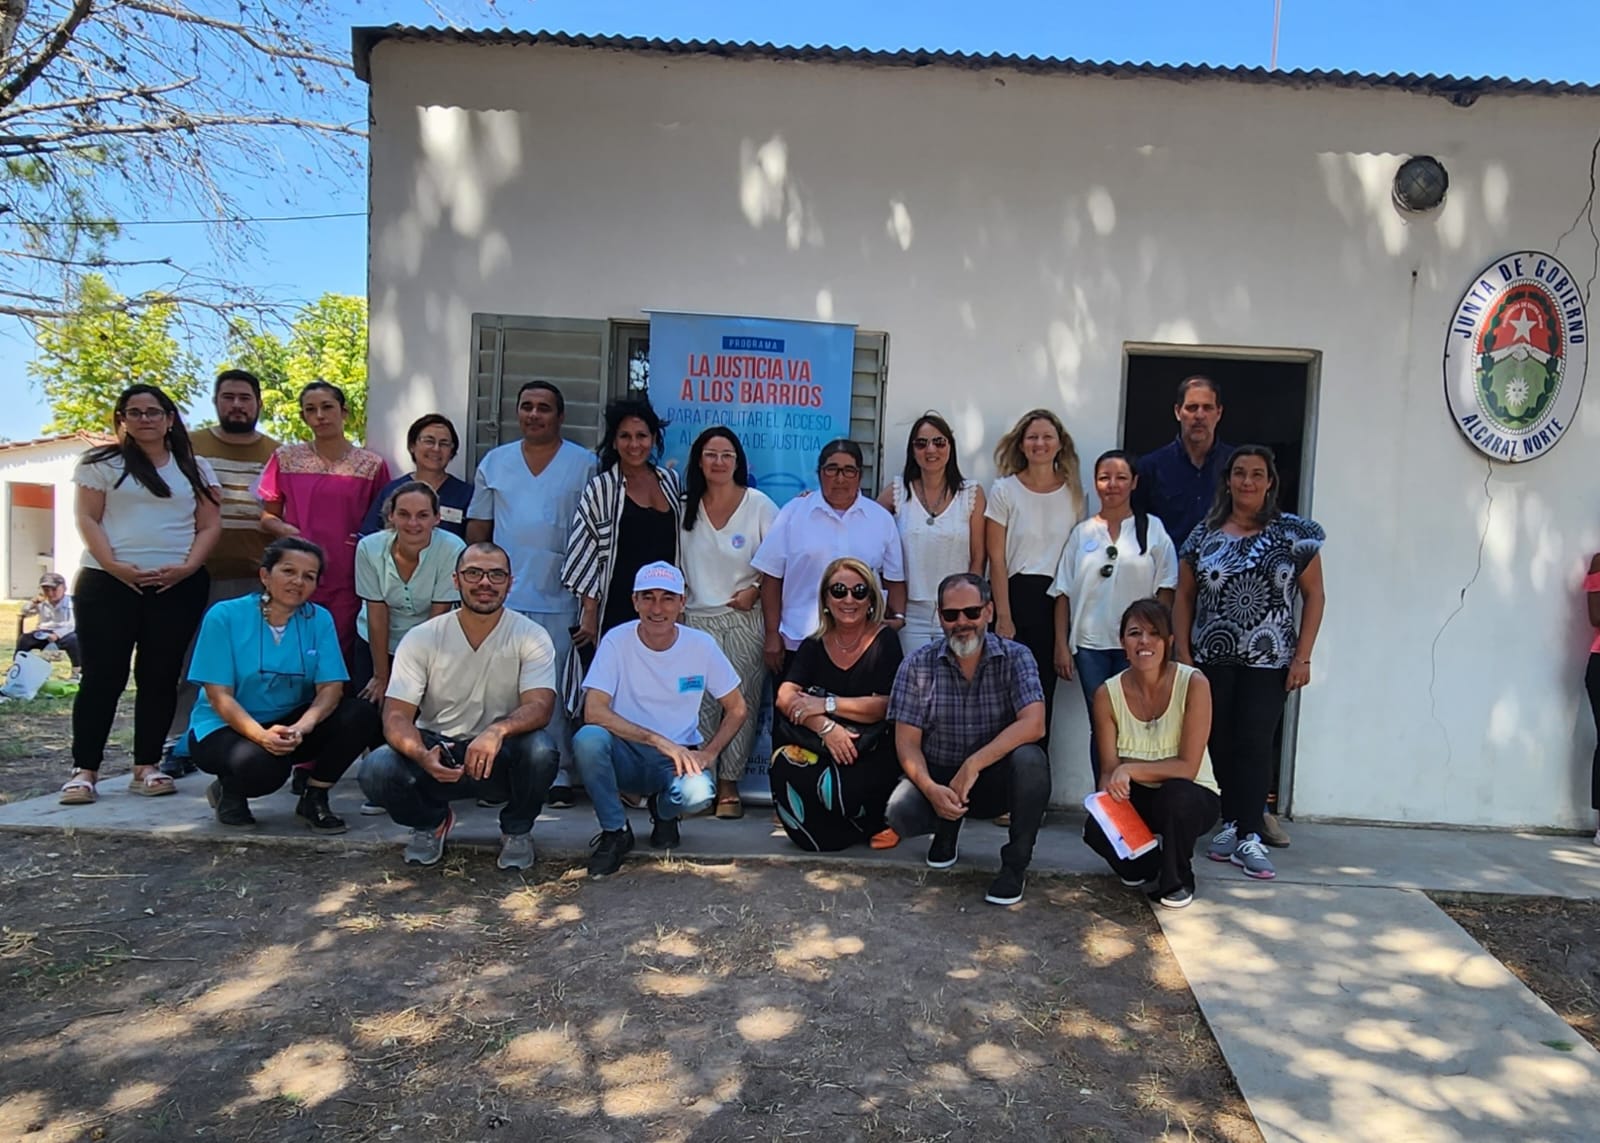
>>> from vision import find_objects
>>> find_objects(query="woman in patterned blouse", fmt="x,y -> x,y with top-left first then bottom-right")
1173,444 -> 1325,882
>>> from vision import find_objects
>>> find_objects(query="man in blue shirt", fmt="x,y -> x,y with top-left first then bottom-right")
1133,376 -> 1230,548
885,573 -> 1049,907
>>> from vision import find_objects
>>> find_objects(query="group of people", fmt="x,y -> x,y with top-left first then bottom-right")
44,366 -> 1334,904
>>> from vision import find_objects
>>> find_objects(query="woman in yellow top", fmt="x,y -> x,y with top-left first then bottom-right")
1082,598 -> 1220,908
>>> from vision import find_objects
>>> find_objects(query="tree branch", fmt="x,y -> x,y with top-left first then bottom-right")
1,112 -> 365,154
121,1 -> 354,72
0,0 -> 94,114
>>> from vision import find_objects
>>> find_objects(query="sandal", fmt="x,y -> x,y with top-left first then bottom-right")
129,768 -> 177,797
715,795 -> 745,820
869,827 -> 901,850
59,776 -> 98,805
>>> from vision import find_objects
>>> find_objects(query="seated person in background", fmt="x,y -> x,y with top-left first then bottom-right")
574,561 -> 748,878
771,557 -> 904,852
1082,598 -> 1220,909
359,541 -> 560,870
886,572 -> 1051,907
188,537 -> 380,832
18,572 -> 79,677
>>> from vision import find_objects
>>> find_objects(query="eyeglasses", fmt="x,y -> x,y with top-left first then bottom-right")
940,605 -> 986,621
913,436 -> 948,450
458,567 -> 510,585
821,465 -> 861,479
121,407 -> 169,421
827,582 -> 871,600
415,435 -> 454,449
1099,544 -> 1119,578
702,451 -> 738,463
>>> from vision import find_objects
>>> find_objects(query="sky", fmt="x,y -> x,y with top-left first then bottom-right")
6,0 -> 1600,437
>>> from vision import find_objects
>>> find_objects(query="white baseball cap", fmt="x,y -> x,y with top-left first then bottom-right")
632,561 -> 686,595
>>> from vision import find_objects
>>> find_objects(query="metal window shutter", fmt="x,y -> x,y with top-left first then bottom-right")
467,315 -> 608,472
849,330 -> 889,491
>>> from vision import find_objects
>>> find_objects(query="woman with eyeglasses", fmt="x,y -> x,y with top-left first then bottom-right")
1050,450 -> 1178,787
985,409 -> 1086,745
61,384 -> 222,805
770,558 -> 905,851
1174,445 -> 1326,882
187,537 -> 381,831
754,439 -> 906,676
360,414 -> 474,539
352,481 -> 466,704
258,381 -> 392,663
680,427 -> 779,819
878,413 -> 986,656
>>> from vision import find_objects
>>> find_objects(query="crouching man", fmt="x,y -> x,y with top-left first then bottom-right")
575,561 -> 748,878
360,541 -> 559,869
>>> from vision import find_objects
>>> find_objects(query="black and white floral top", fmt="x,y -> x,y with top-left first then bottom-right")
1180,513 -> 1325,669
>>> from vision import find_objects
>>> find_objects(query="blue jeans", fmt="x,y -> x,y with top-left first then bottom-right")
517,610 -> 578,785
1074,647 -> 1130,786
359,728 -> 558,836
572,725 -> 716,832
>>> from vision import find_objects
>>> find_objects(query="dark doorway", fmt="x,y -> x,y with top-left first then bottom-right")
1122,350 -> 1313,515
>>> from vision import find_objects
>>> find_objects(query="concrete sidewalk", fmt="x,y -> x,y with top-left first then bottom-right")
2,778 -> 1599,1141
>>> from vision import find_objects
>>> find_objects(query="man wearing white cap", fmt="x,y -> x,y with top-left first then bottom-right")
574,560 -> 748,877
19,572 -> 79,678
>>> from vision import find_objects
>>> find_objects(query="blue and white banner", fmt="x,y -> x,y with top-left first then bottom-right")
649,312 -> 857,505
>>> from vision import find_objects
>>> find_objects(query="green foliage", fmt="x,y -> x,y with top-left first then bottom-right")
26,275 -> 204,433
220,295 -> 368,443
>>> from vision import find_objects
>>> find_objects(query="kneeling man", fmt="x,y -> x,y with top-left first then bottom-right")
575,561 -> 747,878
360,541 -> 559,869
886,573 -> 1051,906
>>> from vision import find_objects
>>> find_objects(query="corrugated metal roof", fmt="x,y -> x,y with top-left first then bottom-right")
350,25 -> 1600,104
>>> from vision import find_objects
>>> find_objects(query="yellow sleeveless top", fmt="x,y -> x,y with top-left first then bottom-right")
1105,663 -> 1219,794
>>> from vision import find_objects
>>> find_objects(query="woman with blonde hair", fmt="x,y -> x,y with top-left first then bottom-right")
770,557 -> 904,851
985,408 -> 1085,745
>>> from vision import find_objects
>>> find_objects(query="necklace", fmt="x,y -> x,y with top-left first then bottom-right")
919,482 -> 950,525
829,627 -> 868,656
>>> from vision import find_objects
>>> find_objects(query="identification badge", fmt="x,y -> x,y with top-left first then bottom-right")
440,505 -> 465,524
679,675 -> 705,694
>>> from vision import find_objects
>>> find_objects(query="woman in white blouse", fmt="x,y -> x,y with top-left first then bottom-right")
985,408 -> 1085,746
680,427 -> 778,819
1051,450 -> 1178,785
877,412 -> 985,655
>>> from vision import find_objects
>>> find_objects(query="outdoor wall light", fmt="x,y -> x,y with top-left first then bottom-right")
1393,155 -> 1450,213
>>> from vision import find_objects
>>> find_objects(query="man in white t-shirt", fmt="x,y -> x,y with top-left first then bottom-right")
359,541 -> 560,871
574,561 -> 748,878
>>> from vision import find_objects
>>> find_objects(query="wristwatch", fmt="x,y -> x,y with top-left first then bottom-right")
824,694 -> 837,714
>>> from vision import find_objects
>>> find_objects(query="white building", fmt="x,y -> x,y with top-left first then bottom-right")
354,27 -> 1600,830
0,433 -> 107,600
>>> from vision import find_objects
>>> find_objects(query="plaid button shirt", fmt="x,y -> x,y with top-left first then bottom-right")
888,633 -> 1044,770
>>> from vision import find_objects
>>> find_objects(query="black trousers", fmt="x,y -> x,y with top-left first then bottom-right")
1083,779 -> 1221,896
1586,653 -> 1600,811
72,566 -> 209,771
192,698 -> 379,800
1200,663 -> 1288,838
17,630 -> 80,669
1007,573 -> 1057,742
885,743 -> 1053,872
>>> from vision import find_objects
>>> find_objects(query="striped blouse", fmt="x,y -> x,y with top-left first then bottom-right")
560,465 -> 685,602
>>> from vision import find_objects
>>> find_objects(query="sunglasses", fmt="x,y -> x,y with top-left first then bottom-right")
913,436 -> 948,450
827,582 -> 871,600
940,605 -> 986,621
1099,544 -> 1119,579
458,567 -> 510,585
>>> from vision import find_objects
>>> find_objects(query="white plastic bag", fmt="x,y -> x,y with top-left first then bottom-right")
2,650 -> 52,700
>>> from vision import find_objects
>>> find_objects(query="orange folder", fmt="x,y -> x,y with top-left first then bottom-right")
1084,791 -> 1159,860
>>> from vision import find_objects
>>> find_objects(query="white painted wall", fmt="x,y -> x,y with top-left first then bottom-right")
366,42 -> 1600,829
0,440 -> 89,600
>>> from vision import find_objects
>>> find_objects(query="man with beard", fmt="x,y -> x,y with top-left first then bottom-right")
164,369 -> 280,773
885,572 -> 1050,906
359,542 -> 560,869
1133,375 -> 1230,550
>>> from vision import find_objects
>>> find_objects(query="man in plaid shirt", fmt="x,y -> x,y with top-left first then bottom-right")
886,573 -> 1051,906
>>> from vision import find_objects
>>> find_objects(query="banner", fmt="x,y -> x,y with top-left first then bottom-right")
648,312 -> 858,504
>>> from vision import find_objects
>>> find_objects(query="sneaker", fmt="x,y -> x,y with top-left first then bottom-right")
497,833 -> 536,871
404,808 -> 455,866
926,822 -> 961,869
159,738 -> 197,778
587,824 -> 635,878
295,785 -> 348,834
475,798 -> 509,809
1260,812 -> 1291,849
1230,833 -> 1277,880
546,784 -> 576,809
1156,887 -> 1195,909
647,794 -> 680,849
359,801 -> 387,816
984,866 -> 1026,906
1206,821 -> 1239,862
206,779 -> 256,827
1119,874 -> 1151,888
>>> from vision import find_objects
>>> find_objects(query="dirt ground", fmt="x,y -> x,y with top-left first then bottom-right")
0,835 -> 1262,1142
1434,893 -> 1600,1054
